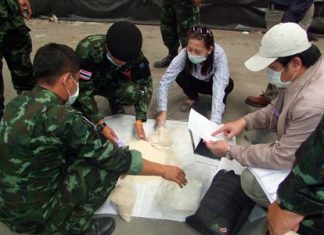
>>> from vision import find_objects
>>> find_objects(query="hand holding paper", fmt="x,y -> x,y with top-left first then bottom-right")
188,109 -> 236,158
205,140 -> 230,156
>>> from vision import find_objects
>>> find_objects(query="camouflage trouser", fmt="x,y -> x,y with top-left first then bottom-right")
0,16 -> 34,119
160,0 -> 199,56
42,159 -> 120,234
0,62 -> 3,119
97,76 -> 152,121
263,4 -> 314,101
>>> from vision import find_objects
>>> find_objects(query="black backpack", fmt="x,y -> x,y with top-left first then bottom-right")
186,170 -> 255,235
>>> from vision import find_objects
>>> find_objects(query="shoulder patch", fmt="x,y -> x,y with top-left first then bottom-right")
80,69 -> 92,80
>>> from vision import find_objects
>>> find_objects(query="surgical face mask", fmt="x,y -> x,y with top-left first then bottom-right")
106,52 -> 122,67
187,51 -> 207,64
64,76 -> 79,106
266,67 -> 291,88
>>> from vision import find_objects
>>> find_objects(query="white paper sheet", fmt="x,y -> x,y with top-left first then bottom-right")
188,109 -> 236,145
249,167 -> 290,203
188,109 -> 236,165
188,109 -> 223,141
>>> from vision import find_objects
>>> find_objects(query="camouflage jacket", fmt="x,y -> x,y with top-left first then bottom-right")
0,86 -> 143,225
0,0 -> 18,18
0,0 -> 25,27
278,115 -> 324,228
74,34 -> 153,123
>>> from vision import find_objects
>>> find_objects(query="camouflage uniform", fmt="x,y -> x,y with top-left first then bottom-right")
0,0 -> 34,119
160,0 -> 199,56
0,64 -> 3,118
0,86 -> 143,234
74,34 -> 153,123
278,116 -> 324,234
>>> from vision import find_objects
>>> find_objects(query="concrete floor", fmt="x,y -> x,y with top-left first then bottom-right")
1,19 -> 324,235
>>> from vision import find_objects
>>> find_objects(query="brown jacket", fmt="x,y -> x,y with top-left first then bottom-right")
231,58 -> 324,169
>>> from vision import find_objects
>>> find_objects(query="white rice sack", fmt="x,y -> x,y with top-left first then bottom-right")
110,177 -> 136,222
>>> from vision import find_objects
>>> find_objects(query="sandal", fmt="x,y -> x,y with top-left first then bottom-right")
179,99 -> 195,112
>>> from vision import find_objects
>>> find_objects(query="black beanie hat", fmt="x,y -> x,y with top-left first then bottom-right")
106,21 -> 143,62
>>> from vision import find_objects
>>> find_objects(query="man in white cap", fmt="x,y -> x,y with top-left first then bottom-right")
205,23 -> 324,208
245,0 -> 315,107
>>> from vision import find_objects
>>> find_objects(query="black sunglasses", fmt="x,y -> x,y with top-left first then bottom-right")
190,25 -> 213,38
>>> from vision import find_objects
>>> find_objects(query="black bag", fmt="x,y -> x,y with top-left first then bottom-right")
186,170 -> 255,235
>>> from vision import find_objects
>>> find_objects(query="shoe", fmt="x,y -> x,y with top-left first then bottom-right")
83,216 -> 115,235
153,54 -> 175,68
245,94 -> 270,108
179,99 -> 196,112
109,102 -> 125,115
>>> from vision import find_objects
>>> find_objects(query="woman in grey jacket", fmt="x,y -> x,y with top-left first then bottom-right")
156,25 -> 234,126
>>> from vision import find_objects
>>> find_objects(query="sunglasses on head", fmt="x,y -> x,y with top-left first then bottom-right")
190,25 -> 213,38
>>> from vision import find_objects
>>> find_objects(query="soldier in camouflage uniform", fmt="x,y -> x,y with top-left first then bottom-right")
74,21 -> 152,140
0,0 -> 35,119
0,64 -> 3,116
0,43 -> 186,235
268,115 -> 324,235
153,0 -> 201,68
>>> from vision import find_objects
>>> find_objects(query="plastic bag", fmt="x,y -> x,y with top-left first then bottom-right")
110,177 -> 136,222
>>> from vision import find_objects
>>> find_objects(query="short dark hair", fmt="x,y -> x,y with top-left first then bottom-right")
184,25 -> 215,76
106,21 -> 142,61
276,44 -> 321,68
33,43 -> 79,85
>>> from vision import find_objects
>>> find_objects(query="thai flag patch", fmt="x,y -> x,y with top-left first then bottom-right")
80,69 -> 92,80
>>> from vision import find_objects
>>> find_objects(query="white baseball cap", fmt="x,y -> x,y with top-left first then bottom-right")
245,23 -> 312,72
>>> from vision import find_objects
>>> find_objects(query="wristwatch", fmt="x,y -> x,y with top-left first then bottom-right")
225,145 -> 233,160
97,122 -> 107,132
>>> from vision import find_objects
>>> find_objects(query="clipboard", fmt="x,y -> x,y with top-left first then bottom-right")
194,139 -> 221,160
189,130 -> 221,160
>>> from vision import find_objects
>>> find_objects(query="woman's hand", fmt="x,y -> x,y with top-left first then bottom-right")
156,111 -> 167,127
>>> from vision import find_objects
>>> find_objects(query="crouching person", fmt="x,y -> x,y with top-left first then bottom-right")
0,43 -> 187,235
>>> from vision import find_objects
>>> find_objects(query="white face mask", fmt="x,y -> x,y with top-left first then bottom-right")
106,52 -> 122,67
187,51 -> 207,64
64,76 -> 79,106
266,67 -> 291,88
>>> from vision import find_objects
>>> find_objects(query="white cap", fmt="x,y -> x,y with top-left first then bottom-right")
245,23 -> 312,72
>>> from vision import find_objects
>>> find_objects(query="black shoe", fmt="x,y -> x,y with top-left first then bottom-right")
153,54 -> 175,68
84,216 -> 115,235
